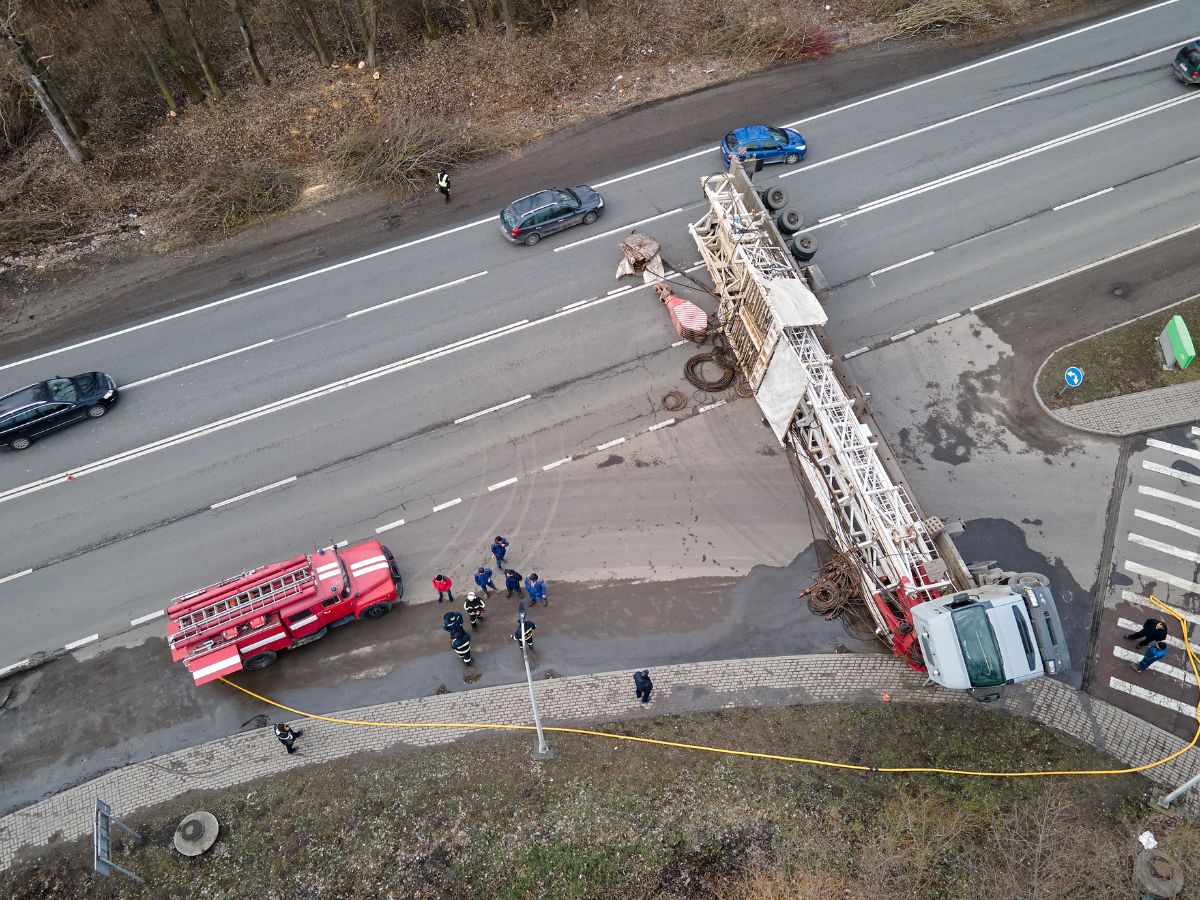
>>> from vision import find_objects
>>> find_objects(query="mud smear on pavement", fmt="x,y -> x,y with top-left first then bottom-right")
0,544 -> 880,817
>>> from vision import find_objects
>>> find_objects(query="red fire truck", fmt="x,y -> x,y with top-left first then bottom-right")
167,540 -> 403,685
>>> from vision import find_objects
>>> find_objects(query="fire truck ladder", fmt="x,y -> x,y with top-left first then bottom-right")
691,166 -> 954,643
169,562 -> 314,650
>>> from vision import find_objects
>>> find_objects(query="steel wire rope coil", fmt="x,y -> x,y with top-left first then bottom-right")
685,352 -> 737,392
734,377 -> 754,399
661,390 -> 686,411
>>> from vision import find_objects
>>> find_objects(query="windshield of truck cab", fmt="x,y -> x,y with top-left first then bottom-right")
951,605 -> 1005,687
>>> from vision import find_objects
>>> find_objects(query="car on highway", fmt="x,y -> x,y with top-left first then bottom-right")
499,186 -> 605,246
0,372 -> 118,451
1173,40 -> 1200,84
720,125 -> 808,168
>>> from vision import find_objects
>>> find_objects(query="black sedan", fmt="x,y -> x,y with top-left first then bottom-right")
0,372 -> 119,451
499,186 -> 605,246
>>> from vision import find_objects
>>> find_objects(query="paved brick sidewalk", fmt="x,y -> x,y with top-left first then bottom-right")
1042,381 -> 1200,437
2,654 -> 1198,871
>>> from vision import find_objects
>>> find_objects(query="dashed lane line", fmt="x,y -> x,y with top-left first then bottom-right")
596,437 -> 626,451
454,394 -> 532,425
210,476 -> 297,510
375,518 -> 406,534
130,610 -> 166,627
0,569 -> 32,586
64,634 -> 99,651
432,498 -> 462,513
487,477 -> 519,492
542,457 -> 572,471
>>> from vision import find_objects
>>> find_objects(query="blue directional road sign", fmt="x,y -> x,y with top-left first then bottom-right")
1064,367 -> 1084,388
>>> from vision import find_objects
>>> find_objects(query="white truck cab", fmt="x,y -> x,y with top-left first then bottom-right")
912,582 -> 1070,699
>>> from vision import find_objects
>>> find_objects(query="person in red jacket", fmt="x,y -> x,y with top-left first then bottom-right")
432,574 -> 454,603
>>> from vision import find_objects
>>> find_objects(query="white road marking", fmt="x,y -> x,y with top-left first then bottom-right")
0,568 -> 33,585
559,298 -> 593,311
935,313 -> 961,325
1139,485 -> 1200,512
345,270 -> 489,318
697,400 -> 726,413
868,252 -> 934,278
1113,645 -> 1197,685
1134,509 -> 1200,541
1117,618 -> 1200,659
0,218 -> 496,374
843,347 -> 870,359
131,610 -> 166,626
65,634 -> 99,651
778,3 -> 1183,133
375,518 -> 406,534
554,208 -> 686,252
1148,437 -> 1200,462
1124,561 -> 1200,594
1121,590 -> 1200,629
1129,533 -> 1200,565
542,457 -> 572,471
432,498 -> 462,512
0,659 -> 31,677
123,340 -> 275,390
647,418 -> 676,431
1053,187 -> 1114,211
211,476 -> 297,510
1143,460 -> 1200,487
670,340 -> 688,347
596,437 -> 626,451
319,540 -> 349,552
1109,676 -> 1197,717
973,222 -> 1200,311
488,477 -> 519,492
890,329 -> 916,342
454,394 -> 531,424
811,93 -> 1200,232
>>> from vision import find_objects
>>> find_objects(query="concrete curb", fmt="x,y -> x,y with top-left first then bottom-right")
2,653 -> 1197,872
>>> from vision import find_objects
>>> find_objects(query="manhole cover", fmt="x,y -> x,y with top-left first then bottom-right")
174,811 -> 219,857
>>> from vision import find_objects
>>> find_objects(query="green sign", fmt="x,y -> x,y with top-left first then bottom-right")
1161,315 -> 1196,370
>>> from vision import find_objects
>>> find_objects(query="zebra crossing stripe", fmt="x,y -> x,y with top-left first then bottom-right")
1108,676 -> 1197,717
1120,590 -> 1200,628
1134,508 -> 1200,540
1147,437 -> 1200,462
1128,533 -> 1200,564
1111,645 -> 1198,686
1117,617 -> 1200,658
1142,460 -> 1200,486
1123,561 -> 1200,594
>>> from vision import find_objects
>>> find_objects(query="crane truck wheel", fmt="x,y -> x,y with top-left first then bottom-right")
243,651 -> 277,671
759,186 -> 789,211
790,234 -> 818,262
361,603 -> 391,619
776,208 -> 804,235
1012,572 -> 1050,588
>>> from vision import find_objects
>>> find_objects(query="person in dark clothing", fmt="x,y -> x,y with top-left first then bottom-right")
1133,641 -> 1168,673
442,610 -> 465,634
451,628 -> 473,665
513,619 -> 536,650
273,723 -> 303,754
464,592 -> 487,630
490,536 -> 509,568
474,566 -> 497,597
437,169 -> 450,203
633,670 -> 653,704
1124,618 -> 1169,648
504,569 -> 524,599
432,574 -> 454,603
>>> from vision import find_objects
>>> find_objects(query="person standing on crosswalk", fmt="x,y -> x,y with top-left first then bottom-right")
1132,640 -> 1168,673
1124,618 -> 1168,649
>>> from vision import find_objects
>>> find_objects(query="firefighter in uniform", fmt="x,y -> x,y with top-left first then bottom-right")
442,610 -> 465,634
450,627 -> 473,665
273,722 -> 302,754
464,591 -> 487,631
513,618 -> 536,650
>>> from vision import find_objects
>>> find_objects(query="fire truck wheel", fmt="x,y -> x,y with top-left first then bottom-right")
243,651 -> 277,671
361,603 -> 391,620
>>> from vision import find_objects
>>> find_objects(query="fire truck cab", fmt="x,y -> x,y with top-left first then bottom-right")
167,540 -> 403,685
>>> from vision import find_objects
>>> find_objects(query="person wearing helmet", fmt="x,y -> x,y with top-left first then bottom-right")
464,591 -> 487,631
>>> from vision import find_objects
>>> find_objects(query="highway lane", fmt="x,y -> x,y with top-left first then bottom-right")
3,3 -> 1200,665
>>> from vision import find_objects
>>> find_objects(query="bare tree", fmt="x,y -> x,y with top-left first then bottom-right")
577,0 -> 588,19
352,0 -> 376,69
461,0 -> 479,30
496,0 -> 513,40
144,0 -> 204,103
173,0 -> 225,99
225,0 -> 269,85
292,0 -> 332,67
113,0 -> 179,113
413,0 -> 438,40
0,1 -> 89,162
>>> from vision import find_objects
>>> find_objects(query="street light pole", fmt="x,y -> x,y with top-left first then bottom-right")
518,602 -> 552,759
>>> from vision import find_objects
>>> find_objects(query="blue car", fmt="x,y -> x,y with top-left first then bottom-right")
720,125 -> 807,168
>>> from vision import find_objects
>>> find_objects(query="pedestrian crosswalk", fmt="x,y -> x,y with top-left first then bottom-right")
1099,427 -> 1200,730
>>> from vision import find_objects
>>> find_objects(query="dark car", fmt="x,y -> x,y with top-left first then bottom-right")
1173,41 -> 1200,84
720,125 -> 808,168
0,372 -> 118,451
499,186 -> 604,246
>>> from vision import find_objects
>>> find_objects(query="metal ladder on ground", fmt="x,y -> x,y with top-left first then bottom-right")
169,563 -> 313,648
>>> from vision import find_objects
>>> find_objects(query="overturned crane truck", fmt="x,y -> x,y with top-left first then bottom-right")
691,158 -> 1070,699
167,540 -> 403,685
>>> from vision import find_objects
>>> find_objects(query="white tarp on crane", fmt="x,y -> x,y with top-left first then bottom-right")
756,338 -> 810,443
767,277 -> 826,327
